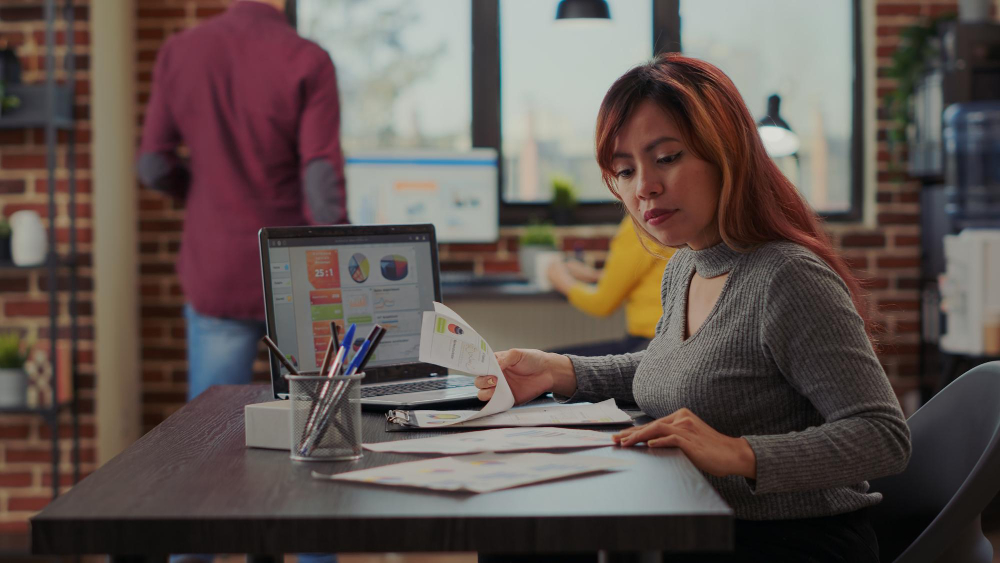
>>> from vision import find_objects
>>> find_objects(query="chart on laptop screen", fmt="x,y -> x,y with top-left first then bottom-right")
267,234 -> 436,374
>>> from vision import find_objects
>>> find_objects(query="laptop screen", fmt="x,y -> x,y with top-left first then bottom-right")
261,226 -> 440,392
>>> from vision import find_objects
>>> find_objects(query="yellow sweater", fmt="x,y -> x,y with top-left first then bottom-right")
567,218 -> 673,339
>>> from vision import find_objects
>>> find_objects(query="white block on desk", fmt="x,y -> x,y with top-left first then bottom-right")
244,400 -> 291,450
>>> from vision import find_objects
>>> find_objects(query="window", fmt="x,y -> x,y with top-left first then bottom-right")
296,0 -> 471,152
295,0 -> 862,224
500,0 -> 653,204
679,0 -> 861,217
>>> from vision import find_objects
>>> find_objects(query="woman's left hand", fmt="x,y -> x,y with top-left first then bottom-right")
613,408 -> 757,479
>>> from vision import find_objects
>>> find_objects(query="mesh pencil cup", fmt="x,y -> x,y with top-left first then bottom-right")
285,372 -> 364,462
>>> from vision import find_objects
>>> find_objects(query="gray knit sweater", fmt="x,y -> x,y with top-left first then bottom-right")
562,241 -> 911,520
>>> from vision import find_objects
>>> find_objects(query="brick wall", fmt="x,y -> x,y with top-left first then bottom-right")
0,0 -> 95,534
0,0 -> 952,529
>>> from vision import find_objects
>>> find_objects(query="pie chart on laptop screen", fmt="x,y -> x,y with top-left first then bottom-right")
380,254 -> 409,281
348,253 -> 370,283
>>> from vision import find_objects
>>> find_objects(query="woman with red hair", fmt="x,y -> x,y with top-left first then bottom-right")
476,54 -> 910,562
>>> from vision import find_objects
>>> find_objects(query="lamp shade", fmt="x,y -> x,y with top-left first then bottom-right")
757,94 -> 800,158
555,0 -> 611,20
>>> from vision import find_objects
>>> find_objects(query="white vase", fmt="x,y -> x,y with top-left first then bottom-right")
0,368 -> 27,408
10,210 -> 47,266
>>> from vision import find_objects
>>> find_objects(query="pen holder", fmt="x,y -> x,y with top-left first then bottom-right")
286,372 -> 365,462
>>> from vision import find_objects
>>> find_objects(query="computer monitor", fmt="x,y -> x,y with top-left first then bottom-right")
259,224 -> 442,398
345,149 -> 499,243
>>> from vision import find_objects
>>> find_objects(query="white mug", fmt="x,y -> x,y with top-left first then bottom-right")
10,210 -> 47,266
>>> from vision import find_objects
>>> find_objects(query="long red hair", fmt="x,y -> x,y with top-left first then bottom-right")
595,53 -> 873,341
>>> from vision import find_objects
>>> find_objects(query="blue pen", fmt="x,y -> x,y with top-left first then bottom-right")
339,323 -> 357,373
345,340 -> 370,376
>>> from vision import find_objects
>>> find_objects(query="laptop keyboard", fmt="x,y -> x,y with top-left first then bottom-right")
361,378 -> 476,398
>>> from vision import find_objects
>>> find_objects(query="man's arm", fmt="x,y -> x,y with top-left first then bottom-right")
137,38 -> 190,201
299,52 -> 347,225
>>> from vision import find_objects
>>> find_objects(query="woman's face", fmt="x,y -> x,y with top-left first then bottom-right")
610,100 -> 722,250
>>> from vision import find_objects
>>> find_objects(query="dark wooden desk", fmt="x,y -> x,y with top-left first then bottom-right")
31,385 -> 732,557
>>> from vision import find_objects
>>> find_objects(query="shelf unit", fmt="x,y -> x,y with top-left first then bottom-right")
0,0 -> 80,501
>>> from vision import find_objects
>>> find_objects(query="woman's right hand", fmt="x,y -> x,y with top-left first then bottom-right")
475,348 -> 576,405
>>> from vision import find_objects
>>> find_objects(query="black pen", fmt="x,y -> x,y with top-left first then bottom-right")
357,326 -> 387,372
262,335 -> 299,375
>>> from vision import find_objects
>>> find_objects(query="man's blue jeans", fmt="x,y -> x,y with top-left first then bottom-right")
175,305 -> 336,563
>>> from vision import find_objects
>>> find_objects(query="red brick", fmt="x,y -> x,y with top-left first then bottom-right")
56,227 -> 92,244
138,50 -> 159,63
876,5 -> 921,16
0,521 -> 28,534
43,471 -> 92,487
897,320 -> 921,333
0,276 -> 30,293
878,213 -> 919,225
897,278 -> 921,290
876,191 -> 893,203
0,424 -> 30,439
0,180 -> 25,194
4,300 -> 50,317
0,472 -> 32,487
8,496 -> 50,512
31,30 -> 89,46
840,233 -> 886,248
877,256 -> 920,269
137,28 -> 166,40
139,198 -> 166,211
895,235 -> 921,247
141,305 -> 183,318
444,243 -> 499,253
876,46 -> 898,58
1,154 -> 46,170
0,7 -> 43,21
859,277 -> 890,290
6,447 -> 50,463
878,299 -> 921,312
483,259 -> 520,274
140,263 -> 176,275
35,178 -> 92,194
143,391 -> 187,404
844,256 -> 868,270
142,327 -> 164,339
0,130 -> 27,144
140,219 -> 184,232
138,8 -> 186,18
39,423 -> 95,439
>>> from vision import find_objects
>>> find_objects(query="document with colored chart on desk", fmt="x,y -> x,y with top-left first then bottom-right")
411,302 -> 633,429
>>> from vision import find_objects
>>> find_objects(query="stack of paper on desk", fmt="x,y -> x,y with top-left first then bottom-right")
314,452 -> 631,494
365,426 -> 615,455
387,399 -> 633,429
414,303 -> 633,428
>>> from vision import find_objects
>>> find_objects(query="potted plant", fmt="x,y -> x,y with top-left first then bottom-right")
0,80 -> 21,118
0,332 -> 28,408
0,217 -> 10,263
550,176 -> 578,226
518,221 -> 556,281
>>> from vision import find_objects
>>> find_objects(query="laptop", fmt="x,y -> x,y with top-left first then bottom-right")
259,224 -> 481,409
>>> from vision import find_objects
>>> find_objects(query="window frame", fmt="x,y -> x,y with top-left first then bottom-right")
292,0 -> 863,225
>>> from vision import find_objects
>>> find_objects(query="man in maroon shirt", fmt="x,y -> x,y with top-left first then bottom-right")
139,1 -> 342,562
138,0 -> 346,394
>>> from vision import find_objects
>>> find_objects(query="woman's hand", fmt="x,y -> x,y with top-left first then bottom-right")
475,349 -> 576,405
613,408 -> 757,479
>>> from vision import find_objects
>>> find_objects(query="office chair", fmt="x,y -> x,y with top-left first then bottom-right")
869,361 -> 1000,563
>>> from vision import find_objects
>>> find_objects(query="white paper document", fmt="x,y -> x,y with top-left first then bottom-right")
315,452 -> 631,493
364,426 -> 615,455
417,302 -> 515,426
399,399 -> 633,429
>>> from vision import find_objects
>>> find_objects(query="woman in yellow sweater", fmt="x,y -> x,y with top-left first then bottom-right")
545,216 -> 674,355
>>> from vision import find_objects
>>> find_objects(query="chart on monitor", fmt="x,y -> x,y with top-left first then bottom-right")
345,149 -> 499,243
